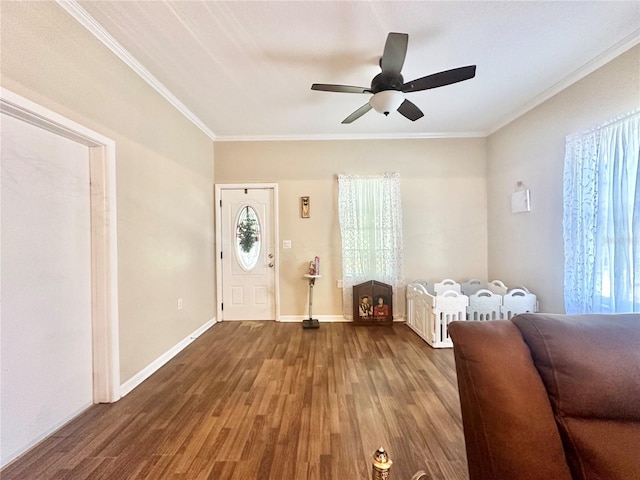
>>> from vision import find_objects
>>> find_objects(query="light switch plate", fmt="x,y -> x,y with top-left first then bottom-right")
283,240 -> 292,249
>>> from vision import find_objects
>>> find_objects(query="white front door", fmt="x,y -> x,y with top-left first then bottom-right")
219,187 -> 277,320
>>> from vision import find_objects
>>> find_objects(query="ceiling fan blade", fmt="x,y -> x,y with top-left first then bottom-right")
397,99 -> 424,121
342,103 -> 373,124
311,84 -> 370,94
402,65 -> 476,93
380,32 -> 408,75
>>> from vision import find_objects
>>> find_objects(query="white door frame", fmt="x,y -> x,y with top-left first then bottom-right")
215,183 -> 280,322
1,88 -> 120,403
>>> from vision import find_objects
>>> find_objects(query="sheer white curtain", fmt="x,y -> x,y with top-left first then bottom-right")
563,109 -> 639,313
338,173 -> 404,319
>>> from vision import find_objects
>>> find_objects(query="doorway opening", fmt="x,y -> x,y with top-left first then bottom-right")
0,89 -> 120,404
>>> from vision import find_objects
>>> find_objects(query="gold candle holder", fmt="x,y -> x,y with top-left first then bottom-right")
371,447 -> 392,480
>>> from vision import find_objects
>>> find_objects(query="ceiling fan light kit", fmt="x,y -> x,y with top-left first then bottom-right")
311,32 -> 476,124
370,90 -> 405,115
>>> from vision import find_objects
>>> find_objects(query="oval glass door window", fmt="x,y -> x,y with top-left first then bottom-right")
235,205 -> 261,270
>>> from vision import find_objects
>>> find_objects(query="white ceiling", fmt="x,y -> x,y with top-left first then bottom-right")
65,1 -> 639,141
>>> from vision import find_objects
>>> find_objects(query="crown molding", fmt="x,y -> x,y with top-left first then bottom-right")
54,1 -> 482,144
487,28 -> 640,136
213,131 -> 487,142
56,0 -> 217,141
56,1 -> 638,144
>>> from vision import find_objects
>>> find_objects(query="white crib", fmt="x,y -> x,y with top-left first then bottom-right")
501,288 -> 538,319
406,283 -> 434,343
461,279 -> 485,296
434,278 -> 461,295
487,279 -> 508,295
433,290 -> 469,347
468,289 -> 502,321
406,282 -> 468,348
406,279 -> 538,348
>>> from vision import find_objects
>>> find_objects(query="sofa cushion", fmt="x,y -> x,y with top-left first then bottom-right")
513,313 -> 640,480
562,418 -> 639,479
449,320 -> 572,480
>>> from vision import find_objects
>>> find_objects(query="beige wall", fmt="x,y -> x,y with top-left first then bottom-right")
1,2 -> 215,383
215,138 -> 488,317
486,45 -> 640,313
4,2 -> 635,383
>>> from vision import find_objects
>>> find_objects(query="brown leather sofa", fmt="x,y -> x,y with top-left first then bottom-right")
449,313 -> 640,480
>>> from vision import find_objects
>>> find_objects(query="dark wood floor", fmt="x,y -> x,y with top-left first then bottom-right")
2,322 -> 468,480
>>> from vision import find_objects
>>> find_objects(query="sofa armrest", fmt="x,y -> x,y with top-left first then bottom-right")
449,320 -> 572,480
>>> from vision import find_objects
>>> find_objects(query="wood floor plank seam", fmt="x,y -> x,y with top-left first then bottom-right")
1,322 -> 468,480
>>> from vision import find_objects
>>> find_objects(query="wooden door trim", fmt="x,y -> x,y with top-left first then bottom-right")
215,184 -> 280,322
1,88 -> 120,403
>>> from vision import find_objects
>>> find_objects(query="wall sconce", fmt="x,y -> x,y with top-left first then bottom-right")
511,181 -> 531,213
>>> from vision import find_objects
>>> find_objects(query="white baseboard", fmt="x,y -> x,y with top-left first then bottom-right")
0,402 -> 93,469
279,315 -> 405,323
279,315 -> 349,323
120,318 -> 217,397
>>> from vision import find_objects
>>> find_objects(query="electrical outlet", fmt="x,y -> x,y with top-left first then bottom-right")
337,280 -> 343,288
177,298 -> 183,310
283,240 -> 292,249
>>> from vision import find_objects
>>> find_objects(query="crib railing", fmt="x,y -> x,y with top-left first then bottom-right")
405,279 -> 538,348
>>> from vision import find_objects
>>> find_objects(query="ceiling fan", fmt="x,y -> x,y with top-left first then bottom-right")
311,32 -> 476,124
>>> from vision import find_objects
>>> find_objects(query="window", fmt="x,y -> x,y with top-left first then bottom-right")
563,110 -> 639,313
338,173 -> 403,319
235,205 -> 261,271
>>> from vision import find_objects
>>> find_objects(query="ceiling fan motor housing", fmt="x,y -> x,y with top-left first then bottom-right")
371,72 -> 404,94
370,72 -> 406,115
